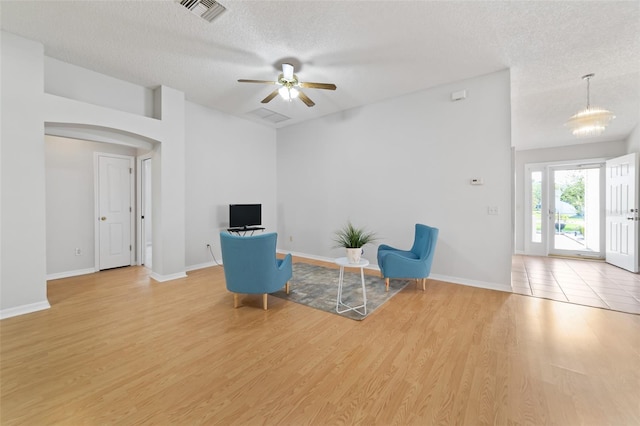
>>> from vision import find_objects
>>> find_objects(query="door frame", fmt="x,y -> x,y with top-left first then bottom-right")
136,153 -> 152,266
94,152 -> 135,271
523,157 -> 607,257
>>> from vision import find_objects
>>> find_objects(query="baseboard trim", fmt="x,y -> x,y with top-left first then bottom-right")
280,250 -> 511,293
47,268 -> 95,281
185,261 -> 221,272
277,250 -> 381,272
0,300 -> 51,320
429,273 -> 512,293
150,271 -> 188,282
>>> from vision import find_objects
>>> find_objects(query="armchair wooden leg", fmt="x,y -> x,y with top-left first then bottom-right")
415,279 -> 419,289
233,293 -> 239,308
285,281 -> 290,294
263,294 -> 268,310
385,278 -> 390,292
422,278 -> 426,291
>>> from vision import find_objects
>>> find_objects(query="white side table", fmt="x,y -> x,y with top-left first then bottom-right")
335,257 -> 369,316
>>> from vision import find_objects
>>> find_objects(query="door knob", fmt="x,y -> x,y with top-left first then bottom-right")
100,216 -> 107,221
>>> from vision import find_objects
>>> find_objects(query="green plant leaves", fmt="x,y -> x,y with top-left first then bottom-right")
333,221 -> 377,248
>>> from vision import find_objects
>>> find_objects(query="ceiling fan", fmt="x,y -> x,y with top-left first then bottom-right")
238,63 -> 336,107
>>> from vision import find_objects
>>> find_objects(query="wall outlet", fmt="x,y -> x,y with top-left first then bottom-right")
75,248 -> 81,256
206,243 -> 211,248
488,206 -> 499,215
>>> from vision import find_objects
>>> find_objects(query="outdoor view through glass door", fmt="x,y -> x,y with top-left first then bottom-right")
549,165 -> 603,257
526,162 -> 604,258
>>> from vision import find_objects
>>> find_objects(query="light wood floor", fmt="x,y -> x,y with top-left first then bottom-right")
1,259 -> 639,425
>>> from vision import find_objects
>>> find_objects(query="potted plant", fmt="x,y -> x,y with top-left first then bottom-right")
333,221 -> 377,264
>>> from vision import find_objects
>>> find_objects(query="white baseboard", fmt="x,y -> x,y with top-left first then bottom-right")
429,273 -> 512,293
46,267 -> 191,283
0,300 -> 51,320
150,271 -> 188,282
279,250 -> 511,293
47,268 -> 95,281
278,249 -> 381,272
185,261 -> 221,272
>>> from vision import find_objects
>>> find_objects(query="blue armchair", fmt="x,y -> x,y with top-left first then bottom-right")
219,232 -> 292,310
377,224 -> 439,292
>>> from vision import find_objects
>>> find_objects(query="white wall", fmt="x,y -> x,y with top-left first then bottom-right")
45,56 -> 154,118
1,31 -> 192,317
626,124 -> 640,153
45,136 -> 137,277
0,32 -> 50,317
185,101 -> 277,270
277,70 -> 513,290
514,139 -> 627,253
150,86 -> 186,280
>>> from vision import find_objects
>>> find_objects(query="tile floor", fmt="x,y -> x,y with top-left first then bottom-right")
512,255 -> 640,315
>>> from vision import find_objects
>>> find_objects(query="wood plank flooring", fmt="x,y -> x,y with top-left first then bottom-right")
1,260 -> 639,425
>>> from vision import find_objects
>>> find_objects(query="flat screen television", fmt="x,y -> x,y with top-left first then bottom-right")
229,204 -> 262,229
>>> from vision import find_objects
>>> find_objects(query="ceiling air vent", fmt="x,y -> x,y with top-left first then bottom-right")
248,108 -> 291,124
179,0 -> 226,23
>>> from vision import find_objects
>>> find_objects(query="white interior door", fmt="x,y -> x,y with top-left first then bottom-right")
605,153 -> 638,272
97,154 -> 133,270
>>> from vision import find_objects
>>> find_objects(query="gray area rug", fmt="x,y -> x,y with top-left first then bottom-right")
272,263 -> 409,321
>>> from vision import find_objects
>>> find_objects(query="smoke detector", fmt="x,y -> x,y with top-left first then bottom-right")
178,0 -> 226,23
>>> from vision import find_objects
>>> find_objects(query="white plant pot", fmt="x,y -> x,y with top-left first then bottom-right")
346,248 -> 363,264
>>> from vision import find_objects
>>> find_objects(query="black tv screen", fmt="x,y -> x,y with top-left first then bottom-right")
229,204 -> 261,228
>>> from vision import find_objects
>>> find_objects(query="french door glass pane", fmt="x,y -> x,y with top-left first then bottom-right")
552,168 -> 600,252
531,171 -> 542,243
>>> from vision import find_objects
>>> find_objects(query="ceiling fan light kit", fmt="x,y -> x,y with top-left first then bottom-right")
279,86 -> 299,101
565,73 -> 615,137
238,63 -> 336,107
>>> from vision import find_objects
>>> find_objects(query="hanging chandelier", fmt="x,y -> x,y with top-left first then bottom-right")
565,73 -> 615,137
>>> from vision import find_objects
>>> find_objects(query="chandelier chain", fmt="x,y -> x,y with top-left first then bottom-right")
582,73 -> 595,110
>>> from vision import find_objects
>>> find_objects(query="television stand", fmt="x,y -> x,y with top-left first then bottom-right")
227,226 -> 265,236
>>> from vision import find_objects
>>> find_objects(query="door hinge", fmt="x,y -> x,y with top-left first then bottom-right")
129,168 -> 132,174
129,245 -> 132,251
130,206 -> 132,212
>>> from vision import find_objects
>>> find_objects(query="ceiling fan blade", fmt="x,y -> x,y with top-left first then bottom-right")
298,82 -> 337,90
298,91 -> 315,107
282,63 -> 294,81
261,89 -> 280,104
238,79 -> 277,85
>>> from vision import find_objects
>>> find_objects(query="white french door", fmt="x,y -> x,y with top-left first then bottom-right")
524,166 -> 546,256
524,161 -> 605,258
548,164 -> 604,258
605,153 -> 639,272
96,154 -> 134,270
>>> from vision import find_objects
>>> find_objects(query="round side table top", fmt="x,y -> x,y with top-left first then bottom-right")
334,257 -> 369,268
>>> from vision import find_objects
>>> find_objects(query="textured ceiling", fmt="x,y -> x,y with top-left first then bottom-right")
1,0 -> 638,150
